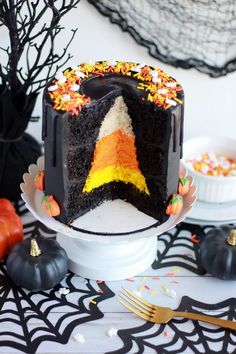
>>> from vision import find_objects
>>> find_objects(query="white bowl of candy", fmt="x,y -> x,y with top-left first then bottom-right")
181,136 -> 236,203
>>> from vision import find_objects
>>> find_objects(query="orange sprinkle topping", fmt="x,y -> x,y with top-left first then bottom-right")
48,61 -> 183,115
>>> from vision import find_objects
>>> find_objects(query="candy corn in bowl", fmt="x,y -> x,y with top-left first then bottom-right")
181,136 -> 236,203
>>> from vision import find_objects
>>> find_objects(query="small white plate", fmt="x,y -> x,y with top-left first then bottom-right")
187,198 -> 236,224
185,217 -> 236,226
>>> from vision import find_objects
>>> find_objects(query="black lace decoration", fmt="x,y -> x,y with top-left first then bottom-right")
107,296 -> 236,354
88,0 -> 236,78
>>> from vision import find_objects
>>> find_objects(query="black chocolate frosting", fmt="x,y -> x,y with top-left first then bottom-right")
43,65 -> 184,226
81,74 -> 145,101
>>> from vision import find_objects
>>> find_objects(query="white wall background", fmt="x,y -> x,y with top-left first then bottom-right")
2,0 -> 236,143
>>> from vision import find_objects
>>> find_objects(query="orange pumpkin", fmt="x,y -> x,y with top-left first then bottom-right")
42,195 -> 60,217
166,194 -> 183,215
178,177 -> 190,196
34,171 -> 45,191
0,198 -> 23,259
0,198 -> 15,213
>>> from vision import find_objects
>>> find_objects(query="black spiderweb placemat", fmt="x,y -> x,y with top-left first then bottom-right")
88,0 -> 236,77
0,201 -> 235,353
107,297 -> 236,354
152,222 -> 211,275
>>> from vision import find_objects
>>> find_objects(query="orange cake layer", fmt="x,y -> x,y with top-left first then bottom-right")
89,129 -> 139,173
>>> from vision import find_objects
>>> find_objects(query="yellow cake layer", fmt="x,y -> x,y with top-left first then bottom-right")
83,165 -> 150,195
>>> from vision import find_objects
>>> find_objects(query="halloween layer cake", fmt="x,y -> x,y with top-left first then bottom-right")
42,60 -> 184,225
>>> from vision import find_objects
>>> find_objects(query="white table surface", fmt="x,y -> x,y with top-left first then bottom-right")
0,206 -> 236,354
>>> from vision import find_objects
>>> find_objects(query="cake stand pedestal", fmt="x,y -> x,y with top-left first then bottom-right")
57,232 -> 157,281
21,157 -> 196,281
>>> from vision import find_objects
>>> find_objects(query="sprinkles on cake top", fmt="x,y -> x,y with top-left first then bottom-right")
48,60 -> 183,115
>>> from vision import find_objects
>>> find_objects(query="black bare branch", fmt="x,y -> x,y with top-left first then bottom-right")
0,0 -> 79,101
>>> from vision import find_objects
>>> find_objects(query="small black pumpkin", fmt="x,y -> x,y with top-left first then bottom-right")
6,235 -> 68,291
200,225 -> 236,280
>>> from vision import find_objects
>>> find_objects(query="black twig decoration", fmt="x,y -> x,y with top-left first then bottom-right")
0,0 -> 80,202
0,0 -> 79,99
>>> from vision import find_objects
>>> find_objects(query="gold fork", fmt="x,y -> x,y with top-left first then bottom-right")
118,287 -> 236,330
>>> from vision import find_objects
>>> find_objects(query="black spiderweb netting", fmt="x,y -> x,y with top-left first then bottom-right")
88,0 -> 236,78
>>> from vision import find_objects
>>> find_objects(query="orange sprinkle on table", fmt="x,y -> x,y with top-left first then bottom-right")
191,234 -> 200,244
166,272 -> 175,276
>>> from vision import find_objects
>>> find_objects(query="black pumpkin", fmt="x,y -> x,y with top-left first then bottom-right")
200,225 -> 236,280
6,235 -> 68,291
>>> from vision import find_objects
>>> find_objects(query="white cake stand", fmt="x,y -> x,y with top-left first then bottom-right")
20,157 -> 196,281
